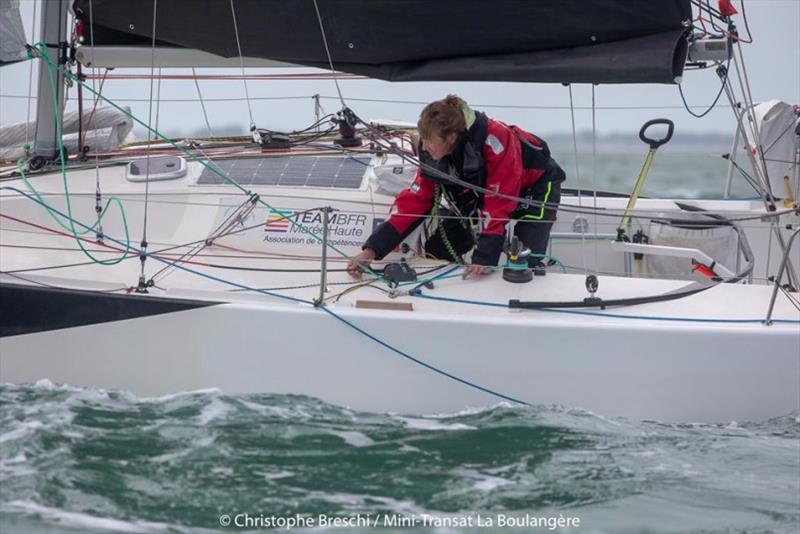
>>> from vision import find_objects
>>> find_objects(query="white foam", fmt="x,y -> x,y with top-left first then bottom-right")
304,491 -> 427,516
259,470 -> 294,481
140,388 -> 223,403
328,430 -> 375,447
422,402 -> 516,419
452,468 -> 513,492
4,501 -> 177,533
395,416 -> 477,431
195,397 -> 230,425
210,466 -> 233,477
0,420 -> 43,444
151,435 -> 215,464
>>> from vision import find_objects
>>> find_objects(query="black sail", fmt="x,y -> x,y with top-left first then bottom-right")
72,0 -> 691,84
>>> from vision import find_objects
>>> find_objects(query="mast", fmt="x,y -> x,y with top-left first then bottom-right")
32,0 -> 68,164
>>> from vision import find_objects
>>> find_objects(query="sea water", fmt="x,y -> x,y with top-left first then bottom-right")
1,381 -> 797,533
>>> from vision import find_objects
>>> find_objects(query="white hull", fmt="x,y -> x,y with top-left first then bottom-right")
1,276 -> 798,422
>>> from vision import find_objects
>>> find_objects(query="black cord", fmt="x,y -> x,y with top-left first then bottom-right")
679,56 -> 731,119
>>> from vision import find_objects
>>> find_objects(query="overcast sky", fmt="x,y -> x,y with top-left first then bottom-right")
1,0 -> 798,139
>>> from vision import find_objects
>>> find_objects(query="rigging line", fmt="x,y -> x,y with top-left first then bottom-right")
155,67 -> 163,143
591,85 -> 599,271
86,0 -> 106,243
146,194 -> 258,284
730,42 -> 799,289
313,95 -> 733,111
227,279 -> 373,293
731,44 -> 769,192
778,284 -> 800,313
2,259 -> 102,274
721,75 -> 771,198
312,0 -> 346,109
738,0 -> 754,44
691,0 -> 723,19
139,0 -> 159,288
759,118 -> 799,158
87,80 -> 109,237
567,84 -> 587,277
228,0 -> 255,127
24,0 -> 39,150
727,158 -> 772,199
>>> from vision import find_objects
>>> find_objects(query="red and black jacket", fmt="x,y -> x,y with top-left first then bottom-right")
365,111 -> 561,265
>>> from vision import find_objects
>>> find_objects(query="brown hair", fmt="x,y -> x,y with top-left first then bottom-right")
417,94 -> 468,139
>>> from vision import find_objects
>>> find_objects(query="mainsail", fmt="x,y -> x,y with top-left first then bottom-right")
72,0 -> 691,84
0,0 -> 28,66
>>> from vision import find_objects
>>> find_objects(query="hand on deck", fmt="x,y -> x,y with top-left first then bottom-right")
346,248 -> 376,278
462,264 -> 490,279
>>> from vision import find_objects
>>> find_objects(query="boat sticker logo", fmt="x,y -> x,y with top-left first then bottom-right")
263,209 -> 369,248
264,209 -> 294,233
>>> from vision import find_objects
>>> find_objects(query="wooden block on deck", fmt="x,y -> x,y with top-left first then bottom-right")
354,299 -> 413,311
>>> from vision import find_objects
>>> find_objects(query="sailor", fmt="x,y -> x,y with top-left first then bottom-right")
347,95 -> 565,279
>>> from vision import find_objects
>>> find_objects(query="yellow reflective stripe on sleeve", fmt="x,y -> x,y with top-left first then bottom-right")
519,180 -> 552,220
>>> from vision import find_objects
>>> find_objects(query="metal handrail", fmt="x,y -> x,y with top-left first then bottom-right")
764,227 -> 800,325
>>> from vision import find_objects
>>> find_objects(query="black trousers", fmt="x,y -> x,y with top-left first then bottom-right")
425,172 -> 563,265
512,175 -> 562,263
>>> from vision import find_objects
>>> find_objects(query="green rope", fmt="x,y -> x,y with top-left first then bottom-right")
31,45 -> 130,265
17,158 -> 128,240
430,184 -> 462,263
30,43 -> 385,281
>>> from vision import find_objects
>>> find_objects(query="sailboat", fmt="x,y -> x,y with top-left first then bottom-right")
0,0 -> 797,422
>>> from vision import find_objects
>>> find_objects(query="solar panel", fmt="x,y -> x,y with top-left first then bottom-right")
196,155 -> 369,188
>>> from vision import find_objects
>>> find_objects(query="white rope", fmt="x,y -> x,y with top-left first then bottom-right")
192,68 -> 214,136
228,0 -> 255,127
312,0 -> 346,108
567,85 -> 587,275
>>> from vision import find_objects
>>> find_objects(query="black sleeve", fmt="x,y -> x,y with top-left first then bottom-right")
363,217 -> 426,260
470,233 -> 505,266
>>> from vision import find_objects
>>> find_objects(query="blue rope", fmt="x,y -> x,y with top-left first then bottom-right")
2,186 -> 531,406
318,307 -> 530,405
412,290 -> 800,325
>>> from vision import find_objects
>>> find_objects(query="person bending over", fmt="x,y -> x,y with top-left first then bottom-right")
347,95 -> 565,279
